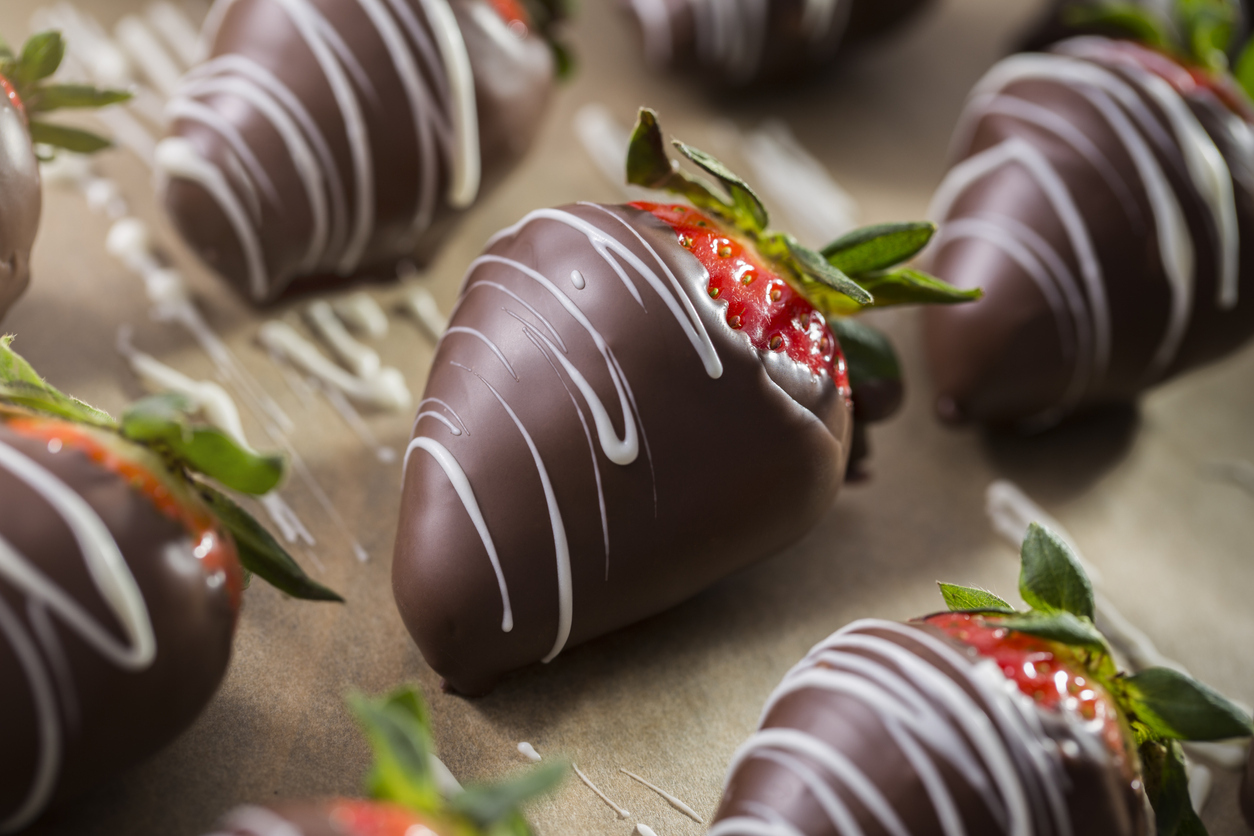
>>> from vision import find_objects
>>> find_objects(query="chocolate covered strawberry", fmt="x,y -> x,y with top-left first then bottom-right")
1243,745 -> 1254,825
0,337 -> 338,833
621,0 -> 932,87
392,108 -> 976,695
712,523 -> 1254,836
0,31 -> 128,321
925,0 -> 1254,429
204,685 -> 565,836
158,0 -> 570,304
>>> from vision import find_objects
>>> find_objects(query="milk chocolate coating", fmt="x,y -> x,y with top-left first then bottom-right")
161,0 -> 555,303
712,619 -> 1146,836
924,37 -> 1254,428
393,202 -> 852,695
0,423 -> 236,830
0,93 -> 40,322
622,0 -> 931,87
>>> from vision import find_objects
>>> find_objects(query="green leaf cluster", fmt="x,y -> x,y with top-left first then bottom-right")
0,30 -> 131,155
1064,0 -> 1246,82
351,686 -> 567,836
936,521 -> 1252,836
0,336 -> 338,603
624,108 -> 980,320
520,0 -> 576,81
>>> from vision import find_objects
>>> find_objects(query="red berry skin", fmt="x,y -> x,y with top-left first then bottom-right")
924,613 -> 1133,765
208,799 -> 448,836
0,415 -> 240,827
0,74 -> 25,118
633,202 -> 851,396
487,0 -> 531,29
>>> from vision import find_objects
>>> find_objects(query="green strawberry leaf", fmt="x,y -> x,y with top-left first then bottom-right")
998,611 -> 1108,651
672,139 -> 769,232
858,268 -> 983,308
120,393 -> 284,495
828,317 -> 901,388
1237,36 -> 1254,102
1123,666 -> 1253,741
1019,522 -> 1095,620
626,108 -> 730,220
938,582 -> 1016,614
349,686 -> 442,814
13,31 -> 64,87
28,120 -> 113,154
1179,0 -> 1238,70
786,237 -> 873,307
1140,739 -> 1210,836
0,34 -> 13,62
0,335 -> 116,428
448,760 -> 568,833
195,483 -> 343,602
1062,3 -> 1175,52
26,83 -> 131,113
822,222 -> 936,275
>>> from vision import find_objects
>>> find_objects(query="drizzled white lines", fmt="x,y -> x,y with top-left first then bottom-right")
630,0 -> 848,81
0,440 -> 158,834
932,43 -> 1243,426
406,206 -> 723,659
157,0 -> 481,299
711,619 -> 1075,836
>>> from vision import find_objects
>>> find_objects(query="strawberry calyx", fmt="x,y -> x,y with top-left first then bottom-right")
345,686 -> 566,836
925,611 -> 1131,759
3,411 -> 244,610
634,201 -> 849,387
937,522 -> 1253,836
0,335 -> 341,603
0,30 -> 132,156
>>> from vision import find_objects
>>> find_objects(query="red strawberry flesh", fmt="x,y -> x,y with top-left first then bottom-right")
489,0 -> 532,31
633,201 -> 850,392
4,415 -> 244,609
0,73 -> 24,119
925,612 -> 1128,758
326,799 -> 441,836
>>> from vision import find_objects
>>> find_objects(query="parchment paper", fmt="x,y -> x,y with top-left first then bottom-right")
1,0 -> 1251,834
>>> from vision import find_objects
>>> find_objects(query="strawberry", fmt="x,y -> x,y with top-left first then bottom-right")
204,686 -> 565,836
392,108 -> 976,695
926,0 -> 1254,429
0,31 -> 130,322
711,523 -> 1254,836
0,337 -> 338,832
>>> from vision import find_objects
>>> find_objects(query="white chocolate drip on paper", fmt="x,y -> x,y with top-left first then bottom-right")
518,741 -> 541,762
0,440 -> 159,833
633,825 -> 659,836
403,284 -> 450,340
306,300 -> 382,379
160,0 -> 482,299
114,14 -> 183,97
259,321 -> 412,412
334,291 -> 389,338
984,480 -> 1252,781
145,1 -> 206,67
573,764 -> 631,820
619,769 -> 703,823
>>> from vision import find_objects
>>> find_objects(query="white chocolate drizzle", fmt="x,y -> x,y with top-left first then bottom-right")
932,43 -> 1245,427
619,768 -> 703,823
160,0 -> 483,298
0,439 -> 159,833
403,284 -> 450,340
259,321 -> 413,412
712,619 -> 1080,836
518,741 -> 542,761
334,291 -> 390,338
573,763 -> 631,820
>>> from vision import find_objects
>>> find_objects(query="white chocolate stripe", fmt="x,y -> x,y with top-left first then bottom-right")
404,437 -> 512,632
443,326 -> 519,380
0,438 -> 158,833
416,0 -> 481,207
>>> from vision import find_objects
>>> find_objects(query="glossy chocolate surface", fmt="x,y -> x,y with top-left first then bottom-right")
0,422 -> 237,831
161,0 -> 555,303
925,36 -> 1254,428
622,0 -> 931,87
711,619 -> 1145,836
0,93 -> 39,322
393,202 -> 852,695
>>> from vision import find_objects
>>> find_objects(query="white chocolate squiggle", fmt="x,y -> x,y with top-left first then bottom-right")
711,619 -> 1085,836
0,439 -> 158,833
160,0 -> 481,299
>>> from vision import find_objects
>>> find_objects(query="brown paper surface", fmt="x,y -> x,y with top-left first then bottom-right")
2,0 -> 1252,834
